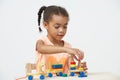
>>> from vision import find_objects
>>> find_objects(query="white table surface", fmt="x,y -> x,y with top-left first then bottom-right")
17,72 -> 120,80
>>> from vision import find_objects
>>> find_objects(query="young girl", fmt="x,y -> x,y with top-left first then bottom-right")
36,5 -> 87,74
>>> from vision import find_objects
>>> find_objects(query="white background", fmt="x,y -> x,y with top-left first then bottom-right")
0,0 -> 120,80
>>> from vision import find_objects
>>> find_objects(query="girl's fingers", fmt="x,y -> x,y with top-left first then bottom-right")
72,54 -> 79,61
72,49 -> 80,61
78,49 -> 84,60
74,49 -> 84,60
71,48 -> 84,61
73,49 -> 81,60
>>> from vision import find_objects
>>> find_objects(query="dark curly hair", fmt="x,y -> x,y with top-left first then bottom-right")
38,5 -> 69,32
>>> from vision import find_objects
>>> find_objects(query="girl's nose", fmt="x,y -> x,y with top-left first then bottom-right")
59,28 -> 64,32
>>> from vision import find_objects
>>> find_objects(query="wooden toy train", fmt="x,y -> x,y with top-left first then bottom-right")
26,61 -> 87,80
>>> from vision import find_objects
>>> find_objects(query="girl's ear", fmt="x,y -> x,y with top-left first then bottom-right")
43,21 -> 48,29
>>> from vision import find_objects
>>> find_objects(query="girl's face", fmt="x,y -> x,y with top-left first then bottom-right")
44,15 -> 69,41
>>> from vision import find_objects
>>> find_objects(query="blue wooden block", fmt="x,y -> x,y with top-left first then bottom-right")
70,72 -> 75,76
48,73 -> 53,77
56,72 -> 63,76
78,71 -> 87,77
70,67 -> 76,70
40,75 -> 45,79
52,64 -> 63,69
28,75 -> 33,80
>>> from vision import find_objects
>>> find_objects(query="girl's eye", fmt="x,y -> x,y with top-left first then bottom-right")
54,26 -> 60,29
64,26 -> 67,29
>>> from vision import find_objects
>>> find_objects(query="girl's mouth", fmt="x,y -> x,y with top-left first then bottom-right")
57,35 -> 64,37
57,35 -> 64,38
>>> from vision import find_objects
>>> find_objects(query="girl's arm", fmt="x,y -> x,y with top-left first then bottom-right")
36,40 -> 84,61
36,40 -> 71,54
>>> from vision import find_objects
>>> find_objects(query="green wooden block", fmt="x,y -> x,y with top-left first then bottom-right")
62,74 -> 67,77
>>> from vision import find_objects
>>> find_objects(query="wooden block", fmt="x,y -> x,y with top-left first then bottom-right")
52,64 -> 63,69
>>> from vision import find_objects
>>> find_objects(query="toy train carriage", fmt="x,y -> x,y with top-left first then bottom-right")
26,63 -> 64,80
69,61 -> 87,77
26,63 -> 48,80
46,64 -> 64,76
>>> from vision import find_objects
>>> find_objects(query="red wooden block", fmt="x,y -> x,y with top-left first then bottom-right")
70,62 -> 76,64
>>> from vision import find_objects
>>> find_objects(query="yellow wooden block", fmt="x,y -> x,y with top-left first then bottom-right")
51,69 -> 63,73
70,64 -> 76,67
46,69 -> 52,73
69,69 -> 81,72
78,68 -> 83,71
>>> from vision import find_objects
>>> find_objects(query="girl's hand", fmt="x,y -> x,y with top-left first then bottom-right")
66,48 -> 84,61
72,48 -> 84,61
